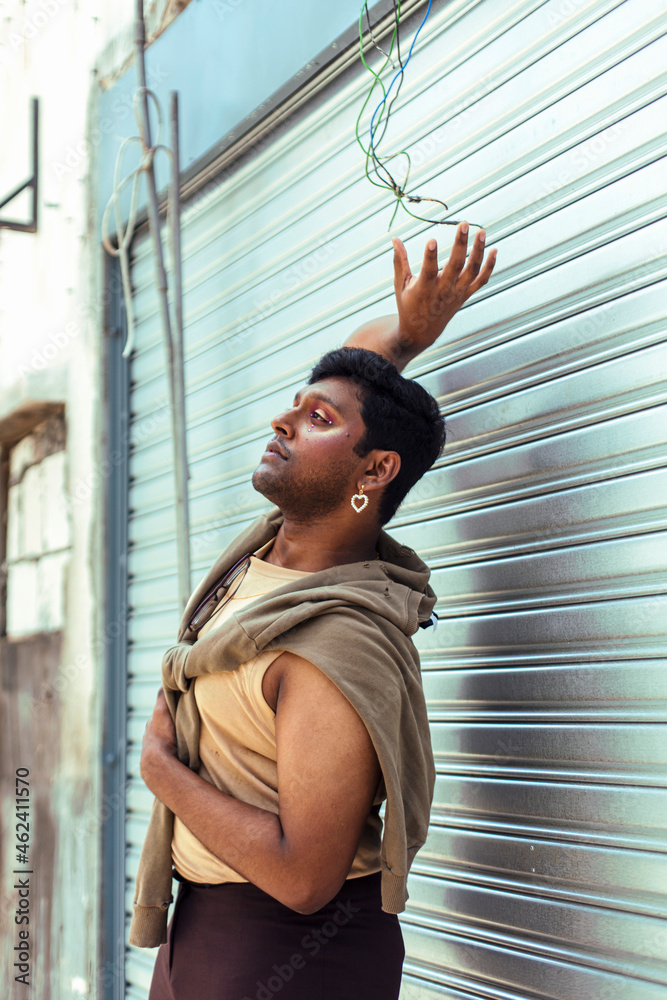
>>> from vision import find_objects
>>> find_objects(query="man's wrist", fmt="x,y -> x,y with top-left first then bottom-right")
395,320 -> 417,352
141,742 -> 180,796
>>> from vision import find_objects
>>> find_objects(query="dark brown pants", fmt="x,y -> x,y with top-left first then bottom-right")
148,871 -> 405,1000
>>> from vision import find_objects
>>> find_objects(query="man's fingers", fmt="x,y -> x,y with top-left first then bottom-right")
392,237 -> 412,291
419,238 -> 440,282
461,247 -> 498,300
467,229 -> 487,277
454,228 -> 486,291
439,221 -> 469,287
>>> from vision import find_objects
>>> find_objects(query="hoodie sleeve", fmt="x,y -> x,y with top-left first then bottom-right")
129,638 -> 202,947
160,639 -> 203,771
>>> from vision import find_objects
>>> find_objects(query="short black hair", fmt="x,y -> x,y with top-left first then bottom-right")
308,346 -> 446,524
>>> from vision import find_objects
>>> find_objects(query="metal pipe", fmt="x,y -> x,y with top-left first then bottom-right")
169,89 -> 191,602
134,0 -> 191,610
31,96 -> 39,233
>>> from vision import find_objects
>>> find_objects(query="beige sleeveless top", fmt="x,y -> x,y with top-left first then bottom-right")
171,540 -> 383,884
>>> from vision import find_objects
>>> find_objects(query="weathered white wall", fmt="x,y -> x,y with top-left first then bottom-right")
6,430 -> 70,636
0,2 -> 191,996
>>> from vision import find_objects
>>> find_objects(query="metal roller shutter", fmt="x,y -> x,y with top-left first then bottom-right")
123,1 -> 667,996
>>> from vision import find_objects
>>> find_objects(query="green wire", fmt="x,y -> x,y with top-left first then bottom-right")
355,2 -> 432,225
355,0 -> 474,230
355,2 -> 403,194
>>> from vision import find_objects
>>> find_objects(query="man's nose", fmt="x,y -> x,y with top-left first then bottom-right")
270,410 -> 294,437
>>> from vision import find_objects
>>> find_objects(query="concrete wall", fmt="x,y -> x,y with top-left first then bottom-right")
0,2 -> 191,996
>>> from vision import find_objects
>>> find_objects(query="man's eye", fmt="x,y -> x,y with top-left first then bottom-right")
310,410 -> 331,424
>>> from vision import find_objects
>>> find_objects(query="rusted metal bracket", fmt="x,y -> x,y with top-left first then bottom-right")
0,98 -> 39,233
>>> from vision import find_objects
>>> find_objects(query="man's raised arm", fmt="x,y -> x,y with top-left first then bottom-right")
344,222 -> 497,373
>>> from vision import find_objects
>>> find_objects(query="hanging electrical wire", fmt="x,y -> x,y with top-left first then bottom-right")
356,0 -> 469,229
101,89 -> 171,358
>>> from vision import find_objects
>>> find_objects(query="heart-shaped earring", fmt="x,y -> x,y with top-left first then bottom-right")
350,485 -> 368,514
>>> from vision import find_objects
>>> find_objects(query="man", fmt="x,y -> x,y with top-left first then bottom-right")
138,224 -> 496,999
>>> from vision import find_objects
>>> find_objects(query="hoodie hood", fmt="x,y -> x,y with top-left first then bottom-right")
180,506 -> 436,653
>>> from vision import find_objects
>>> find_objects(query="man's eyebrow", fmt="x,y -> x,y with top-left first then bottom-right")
293,389 -> 345,415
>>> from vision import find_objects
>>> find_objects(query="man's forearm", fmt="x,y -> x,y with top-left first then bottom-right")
143,751 -> 313,911
343,314 -> 415,372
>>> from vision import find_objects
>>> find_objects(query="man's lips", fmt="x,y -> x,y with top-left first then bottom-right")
264,439 -> 289,460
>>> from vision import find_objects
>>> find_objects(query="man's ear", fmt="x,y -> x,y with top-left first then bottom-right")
362,450 -> 401,494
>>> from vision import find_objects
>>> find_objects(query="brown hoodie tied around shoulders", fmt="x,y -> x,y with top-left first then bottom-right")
129,506 -> 437,948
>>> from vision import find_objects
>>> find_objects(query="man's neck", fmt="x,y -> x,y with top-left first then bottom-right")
263,516 -> 379,572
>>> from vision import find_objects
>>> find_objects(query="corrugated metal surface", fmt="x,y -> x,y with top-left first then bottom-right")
123,0 -> 667,996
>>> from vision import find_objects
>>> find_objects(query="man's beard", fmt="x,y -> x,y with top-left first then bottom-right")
252,454 -> 357,522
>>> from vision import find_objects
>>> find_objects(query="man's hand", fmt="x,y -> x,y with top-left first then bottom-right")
344,222 -> 497,371
393,222 -> 496,357
140,688 -> 177,790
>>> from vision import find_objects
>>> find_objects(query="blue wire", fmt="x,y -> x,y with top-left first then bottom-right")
368,0 -> 433,164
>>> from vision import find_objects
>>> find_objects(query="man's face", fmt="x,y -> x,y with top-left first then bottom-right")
252,377 -> 368,521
